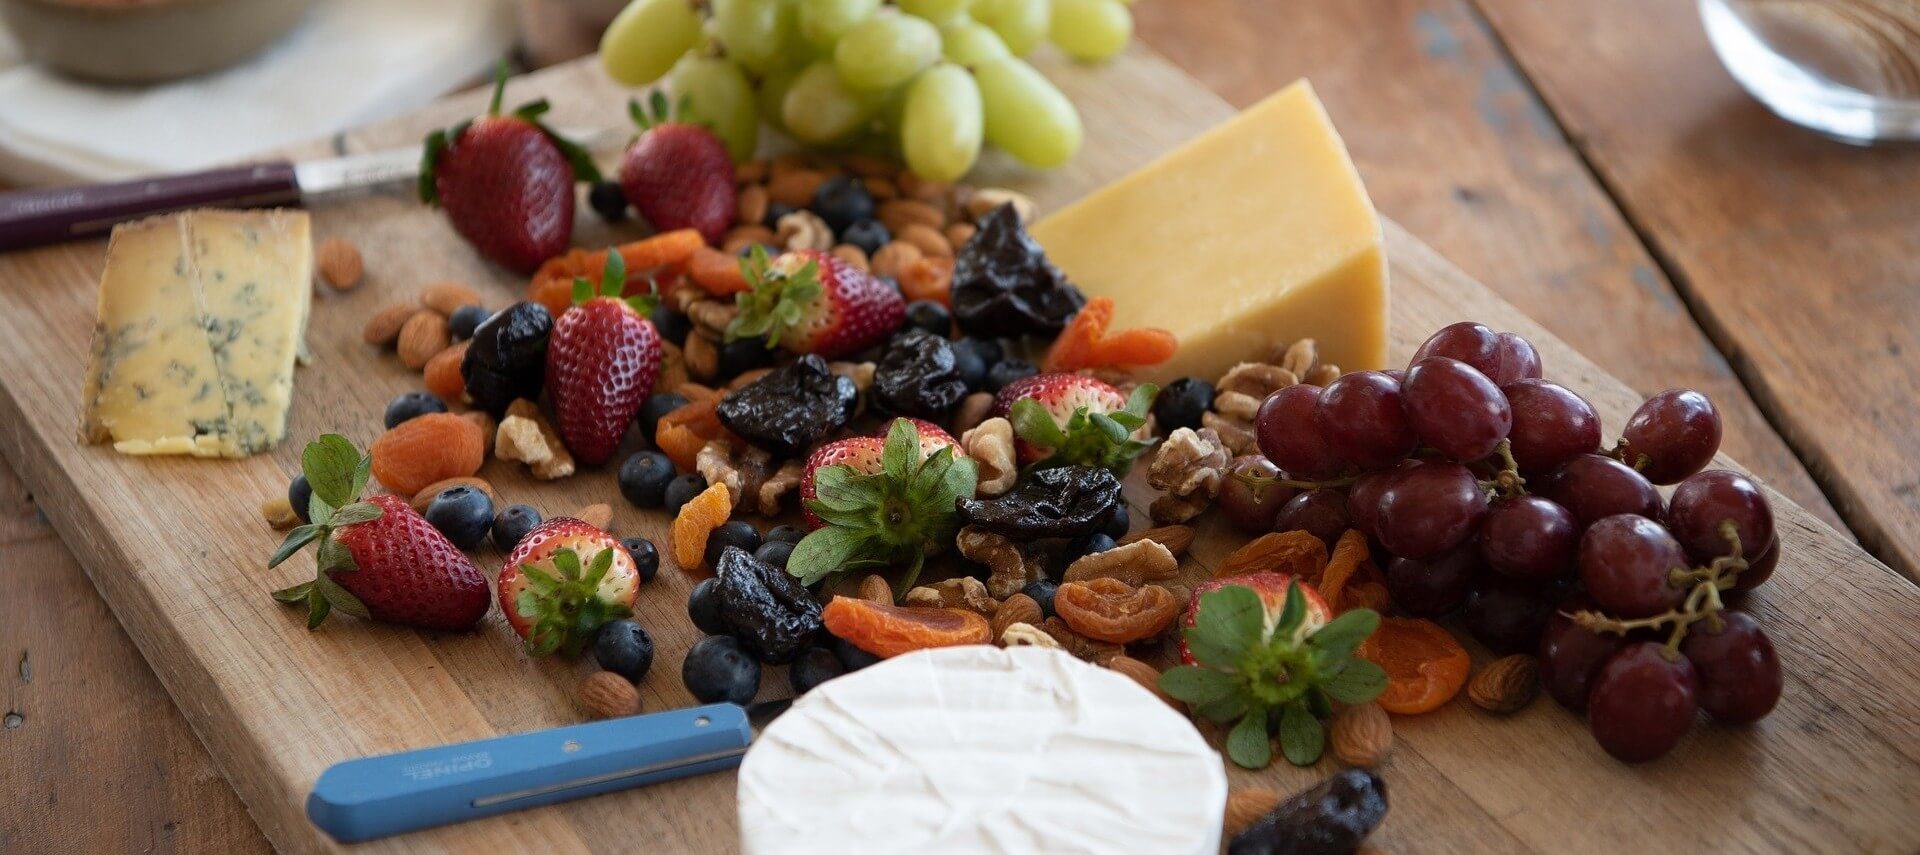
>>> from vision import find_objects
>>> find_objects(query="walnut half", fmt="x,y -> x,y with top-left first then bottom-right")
496,399 -> 575,480
1062,538 -> 1179,586
1146,427 -> 1229,523
957,525 -> 1045,599
960,417 -> 1016,497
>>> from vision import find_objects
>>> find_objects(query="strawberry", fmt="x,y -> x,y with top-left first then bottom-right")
268,435 -> 490,631
1178,572 -> 1332,666
498,516 -> 641,656
619,93 -> 736,244
799,418 -> 959,529
727,247 -> 905,360
419,63 -> 600,274
991,372 -> 1159,471
790,419 -> 976,593
546,252 -> 662,465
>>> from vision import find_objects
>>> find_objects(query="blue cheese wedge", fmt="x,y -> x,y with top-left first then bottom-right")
79,209 -> 312,458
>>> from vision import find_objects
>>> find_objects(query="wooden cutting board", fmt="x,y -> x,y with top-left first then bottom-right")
0,47 -> 1914,855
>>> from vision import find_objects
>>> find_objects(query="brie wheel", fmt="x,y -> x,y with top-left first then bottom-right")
737,645 -> 1227,854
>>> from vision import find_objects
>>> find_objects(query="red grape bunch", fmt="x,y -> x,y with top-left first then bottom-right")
1237,321 -> 1783,763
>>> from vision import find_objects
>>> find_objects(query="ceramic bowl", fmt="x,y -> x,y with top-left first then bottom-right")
0,0 -> 314,84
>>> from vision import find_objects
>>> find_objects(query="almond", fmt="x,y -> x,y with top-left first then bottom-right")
1119,524 -> 1196,557
409,477 -> 498,513
315,237 -> 363,290
870,241 -> 924,280
420,281 -> 483,316
896,223 -> 952,258
723,224 -> 777,255
944,222 -> 977,249
842,153 -> 897,179
990,593 -> 1042,639
577,671 -> 639,720
1105,655 -> 1180,710
1469,654 -> 1539,714
1329,702 -> 1393,767
575,503 -> 614,531
735,159 -> 769,183
878,198 -> 945,233
363,304 -> 420,346
965,187 -> 1036,223
397,311 -> 450,369
736,183 -> 770,227
767,168 -> 828,208
830,243 -> 869,272
857,574 -> 893,604
1223,787 -> 1283,837
898,173 -> 951,204
683,332 -> 719,380
864,176 -> 899,201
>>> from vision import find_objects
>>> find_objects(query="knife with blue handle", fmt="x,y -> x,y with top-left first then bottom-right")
308,699 -> 787,844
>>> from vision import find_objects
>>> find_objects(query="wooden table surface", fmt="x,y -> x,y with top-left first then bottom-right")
2,1 -> 1913,850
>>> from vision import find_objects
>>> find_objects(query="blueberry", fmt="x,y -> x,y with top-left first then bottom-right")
592,619 -> 654,681
705,520 -> 762,569
622,536 -> 659,583
810,175 -> 874,234
985,358 -> 1038,393
753,540 -> 794,570
683,635 -> 761,705
491,504 -> 542,552
588,180 -> 629,222
664,473 -> 708,516
1062,533 -> 1116,567
1153,377 -> 1214,434
637,392 -> 690,441
650,305 -> 693,346
1023,579 -> 1060,618
717,336 -> 774,378
618,451 -> 677,508
688,578 -> 727,635
951,342 -> 987,392
789,646 -> 845,694
955,337 -> 1004,365
288,475 -> 313,523
830,634 -> 882,672
1100,504 -> 1131,541
764,524 -> 806,546
840,219 -> 891,256
448,304 -> 490,341
424,486 -> 494,550
762,201 -> 798,230
904,300 -> 952,337
384,391 -> 448,428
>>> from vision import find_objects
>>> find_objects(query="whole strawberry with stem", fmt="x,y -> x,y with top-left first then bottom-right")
267,435 -> 490,631
620,92 -> 736,244
992,372 -> 1158,472
789,418 -> 977,594
547,251 -> 662,465
420,62 -> 600,273
498,517 -> 640,657
799,418 -> 960,529
727,246 -> 905,360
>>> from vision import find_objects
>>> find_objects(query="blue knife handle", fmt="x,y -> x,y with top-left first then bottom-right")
307,703 -> 751,843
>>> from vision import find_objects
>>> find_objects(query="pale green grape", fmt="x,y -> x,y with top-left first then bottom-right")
756,63 -> 803,129
834,12 -> 942,91
601,0 -> 704,86
900,64 -> 983,181
782,60 -> 883,144
669,56 -> 759,161
971,0 -> 1049,56
798,0 -> 881,49
711,0 -> 792,75
940,17 -> 1010,65
898,0 -> 972,22
976,56 -> 1081,167
1049,0 -> 1130,62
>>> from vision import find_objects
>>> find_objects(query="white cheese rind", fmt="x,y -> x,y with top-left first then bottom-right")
738,645 -> 1227,855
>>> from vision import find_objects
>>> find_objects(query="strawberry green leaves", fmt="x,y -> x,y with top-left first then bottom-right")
1010,383 -> 1158,475
789,419 -> 977,593
1159,581 -> 1385,769
727,245 -> 822,350
572,250 -> 659,316
512,546 -> 632,657
269,434 -> 384,630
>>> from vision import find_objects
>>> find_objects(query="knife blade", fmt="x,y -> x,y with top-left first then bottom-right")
305,698 -> 793,844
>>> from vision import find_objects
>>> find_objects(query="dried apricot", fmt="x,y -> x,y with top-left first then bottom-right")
1054,578 -> 1181,644
821,596 -> 991,658
670,481 -> 732,569
688,245 -> 751,295
1358,617 -> 1471,715
1216,530 -> 1329,580
658,394 -> 724,436
656,422 -> 708,473
369,412 -> 483,496
423,340 -> 469,403
1044,295 -> 1109,373
1318,529 -> 1370,610
1044,296 -> 1178,372
529,229 -> 705,314
897,255 -> 954,305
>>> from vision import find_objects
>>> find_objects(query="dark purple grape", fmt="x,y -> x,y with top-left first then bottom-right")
1667,470 -> 1774,565
1587,642 -> 1698,762
1217,455 -> 1297,533
1546,454 -> 1663,527
1402,357 -> 1513,462
1731,534 -> 1780,593
1273,489 -> 1350,550
1374,461 -> 1488,560
1346,467 -> 1403,537
1411,321 -> 1499,373
1480,496 -> 1578,582
1385,545 -> 1478,617
1679,611 -> 1781,724
1503,379 -> 1601,477
1465,574 -> 1558,653
1620,389 -> 1722,484
1491,332 -> 1543,385
1315,371 -> 1417,469
1579,514 -> 1689,619
1538,599 -> 1626,711
1255,384 -> 1345,479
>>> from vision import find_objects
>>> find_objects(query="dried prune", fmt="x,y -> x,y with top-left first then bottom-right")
462,301 -> 551,414
957,465 -> 1121,540
951,204 -> 1085,338
1227,769 -> 1388,855
716,354 -> 857,457
872,328 -> 968,419
713,546 -> 823,664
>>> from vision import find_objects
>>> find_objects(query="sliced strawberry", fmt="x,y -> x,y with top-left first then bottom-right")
498,516 -> 640,656
619,93 -> 736,244
728,247 -> 905,360
1177,572 -> 1332,666
546,253 -> 663,465
991,372 -> 1158,471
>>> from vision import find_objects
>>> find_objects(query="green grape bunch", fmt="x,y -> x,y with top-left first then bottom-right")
597,0 -> 1136,181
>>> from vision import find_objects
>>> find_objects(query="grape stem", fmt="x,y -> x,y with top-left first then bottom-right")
1236,471 -> 1360,491
1475,439 -> 1528,498
1569,523 -> 1747,658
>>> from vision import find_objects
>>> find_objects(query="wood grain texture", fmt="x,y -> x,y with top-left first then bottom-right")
1471,0 -> 1920,576
1133,0 -> 1845,536
0,48 -> 1913,855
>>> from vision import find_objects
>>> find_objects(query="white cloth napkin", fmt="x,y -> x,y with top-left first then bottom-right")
0,0 -> 517,186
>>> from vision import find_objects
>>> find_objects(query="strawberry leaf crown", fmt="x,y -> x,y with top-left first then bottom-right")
267,434 -> 383,629
419,60 -> 601,206
1010,382 -> 1161,475
788,418 -> 977,594
1160,583 -> 1386,769
512,546 -> 632,657
627,90 -> 708,134
726,245 -> 822,349
571,249 -> 660,316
